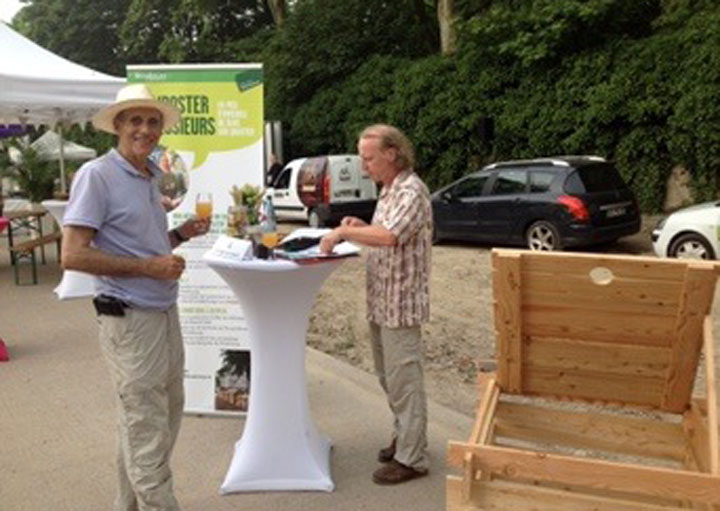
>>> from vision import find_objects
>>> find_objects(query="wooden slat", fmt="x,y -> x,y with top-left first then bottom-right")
703,317 -> 719,475
524,337 -> 671,379
469,378 -> 499,444
470,378 -> 500,445
501,248 -> 697,281
493,401 -> 686,461
663,265 -> 718,412
493,252 -> 522,392
523,304 -> 675,347
9,231 -> 62,253
684,401 -> 712,474
447,443 -> 720,504
523,274 -> 682,315
446,476 -> 689,511
523,365 -> 664,408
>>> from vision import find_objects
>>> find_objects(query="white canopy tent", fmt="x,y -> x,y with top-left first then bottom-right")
9,130 -> 97,163
0,21 -> 124,192
30,130 -> 97,161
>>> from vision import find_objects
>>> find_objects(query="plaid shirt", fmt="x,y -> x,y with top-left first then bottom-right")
366,169 -> 432,328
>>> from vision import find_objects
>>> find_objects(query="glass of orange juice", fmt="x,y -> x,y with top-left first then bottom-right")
261,231 -> 279,249
195,192 -> 213,219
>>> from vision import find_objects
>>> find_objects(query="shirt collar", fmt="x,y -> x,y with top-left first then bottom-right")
380,168 -> 413,199
109,148 -> 163,180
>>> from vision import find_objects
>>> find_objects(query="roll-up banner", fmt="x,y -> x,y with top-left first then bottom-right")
128,64 -> 263,415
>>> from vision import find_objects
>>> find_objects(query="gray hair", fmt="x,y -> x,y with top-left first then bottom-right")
359,124 -> 415,170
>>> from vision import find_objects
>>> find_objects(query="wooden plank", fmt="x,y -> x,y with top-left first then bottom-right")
470,379 -> 500,445
702,316 -> 719,475
684,401 -> 712,474
446,476 -> 689,511
494,401 -> 686,461
524,337 -> 671,379
469,378 -> 499,444
523,273 -> 682,316
523,365 -> 665,408
447,442 -> 720,504
504,248 -> 698,281
523,304 -> 675,347
492,251 -> 522,392
9,231 -> 62,253
663,265 -> 718,412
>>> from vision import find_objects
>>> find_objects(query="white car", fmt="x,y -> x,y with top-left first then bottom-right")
652,201 -> 720,259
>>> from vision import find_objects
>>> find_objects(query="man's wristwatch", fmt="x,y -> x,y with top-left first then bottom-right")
171,228 -> 188,243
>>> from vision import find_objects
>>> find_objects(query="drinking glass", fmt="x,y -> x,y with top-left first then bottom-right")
261,231 -> 279,250
195,192 -> 213,219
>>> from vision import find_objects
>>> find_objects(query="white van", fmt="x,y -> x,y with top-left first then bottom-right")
268,154 -> 377,227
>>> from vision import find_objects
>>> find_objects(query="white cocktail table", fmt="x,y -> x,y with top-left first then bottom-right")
41,200 -> 95,299
203,254 -> 344,493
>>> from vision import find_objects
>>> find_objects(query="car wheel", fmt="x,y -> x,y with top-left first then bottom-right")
308,209 -> 323,228
668,233 -> 715,260
526,221 -> 562,251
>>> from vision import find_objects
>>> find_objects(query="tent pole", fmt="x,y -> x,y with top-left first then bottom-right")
58,123 -> 67,195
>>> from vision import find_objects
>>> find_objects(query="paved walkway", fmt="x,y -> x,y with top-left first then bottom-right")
0,247 -> 472,511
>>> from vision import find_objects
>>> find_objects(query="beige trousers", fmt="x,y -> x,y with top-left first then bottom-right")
98,305 -> 185,511
369,322 -> 429,470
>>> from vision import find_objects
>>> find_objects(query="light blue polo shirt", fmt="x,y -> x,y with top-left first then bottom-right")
64,148 -> 177,310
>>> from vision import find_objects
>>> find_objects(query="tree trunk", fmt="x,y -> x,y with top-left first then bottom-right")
268,0 -> 287,27
437,0 -> 457,55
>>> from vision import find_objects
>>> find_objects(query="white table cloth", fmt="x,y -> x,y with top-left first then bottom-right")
41,200 -> 95,299
203,254 -> 344,493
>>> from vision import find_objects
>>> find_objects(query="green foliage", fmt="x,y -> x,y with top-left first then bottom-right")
1,142 -> 57,203
121,0 -> 274,64
264,0 -> 438,121
13,0 -> 130,75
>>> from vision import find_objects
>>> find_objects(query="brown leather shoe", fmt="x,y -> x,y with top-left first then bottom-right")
372,460 -> 428,485
377,439 -> 396,463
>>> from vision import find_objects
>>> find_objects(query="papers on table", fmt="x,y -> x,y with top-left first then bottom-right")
275,228 -> 360,262
206,235 -> 253,262
204,229 -> 360,265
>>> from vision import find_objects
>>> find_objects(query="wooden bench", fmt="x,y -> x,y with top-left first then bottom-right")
9,231 -> 62,285
447,249 -> 720,511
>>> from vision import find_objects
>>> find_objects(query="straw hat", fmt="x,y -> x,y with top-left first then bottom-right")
92,83 -> 181,135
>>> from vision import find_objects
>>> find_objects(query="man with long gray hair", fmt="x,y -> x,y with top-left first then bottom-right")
321,123 -> 432,484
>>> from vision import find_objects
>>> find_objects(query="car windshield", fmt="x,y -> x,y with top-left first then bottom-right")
565,163 -> 628,193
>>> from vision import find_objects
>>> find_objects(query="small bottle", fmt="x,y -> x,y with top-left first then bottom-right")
259,195 -> 279,258
262,195 -> 277,232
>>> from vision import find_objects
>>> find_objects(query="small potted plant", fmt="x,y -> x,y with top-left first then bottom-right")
2,141 -> 56,206
227,184 -> 264,238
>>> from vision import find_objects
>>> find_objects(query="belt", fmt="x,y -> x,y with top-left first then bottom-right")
92,294 -> 130,317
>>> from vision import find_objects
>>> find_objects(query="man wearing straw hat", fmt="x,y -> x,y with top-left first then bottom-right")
62,83 -> 210,511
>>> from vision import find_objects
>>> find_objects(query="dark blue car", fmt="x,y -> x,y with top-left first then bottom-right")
431,156 -> 641,250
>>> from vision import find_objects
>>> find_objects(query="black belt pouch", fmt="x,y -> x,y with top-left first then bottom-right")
93,295 -> 128,317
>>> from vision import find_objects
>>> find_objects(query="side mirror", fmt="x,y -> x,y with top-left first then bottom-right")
442,191 -> 454,202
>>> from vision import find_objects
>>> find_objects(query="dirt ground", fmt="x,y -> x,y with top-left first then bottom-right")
297,216 -> 663,418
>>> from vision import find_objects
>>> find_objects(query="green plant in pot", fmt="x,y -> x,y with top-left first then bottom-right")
2,141 -> 56,204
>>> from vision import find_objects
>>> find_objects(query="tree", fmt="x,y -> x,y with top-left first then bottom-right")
12,0 -> 130,76
267,0 -> 287,27
265,0 -> 438,122
437,0 -> 457,55
120,0 -> 275,63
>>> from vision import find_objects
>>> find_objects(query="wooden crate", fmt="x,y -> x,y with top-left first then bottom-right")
447,249 -> 720,510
